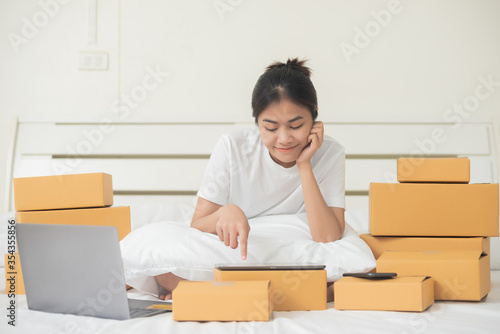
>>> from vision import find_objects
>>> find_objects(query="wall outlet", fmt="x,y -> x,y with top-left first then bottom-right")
79,52 -> 108,70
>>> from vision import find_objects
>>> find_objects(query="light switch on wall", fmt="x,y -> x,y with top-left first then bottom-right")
79,52 -> 108,70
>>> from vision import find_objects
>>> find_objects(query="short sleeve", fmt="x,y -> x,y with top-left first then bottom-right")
319,143 -> 345,209
196,135 -> 231,205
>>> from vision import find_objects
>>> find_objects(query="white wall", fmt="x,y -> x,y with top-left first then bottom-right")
1,0 -> 500,210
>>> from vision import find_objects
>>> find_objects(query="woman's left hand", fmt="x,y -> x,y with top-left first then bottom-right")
296,121 -> 324,166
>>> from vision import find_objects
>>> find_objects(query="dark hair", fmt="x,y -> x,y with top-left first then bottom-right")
251,58 -> 318,123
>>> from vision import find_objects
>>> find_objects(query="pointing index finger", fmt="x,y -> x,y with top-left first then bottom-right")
239,229 -> 248,260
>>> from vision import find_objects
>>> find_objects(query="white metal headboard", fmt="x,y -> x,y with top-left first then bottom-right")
7,116 -> 499,211
6,116 -> 500,269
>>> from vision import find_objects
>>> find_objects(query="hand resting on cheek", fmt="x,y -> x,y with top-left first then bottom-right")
296,121 -> 324,166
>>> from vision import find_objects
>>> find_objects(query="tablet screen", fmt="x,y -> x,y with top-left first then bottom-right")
215,263 -> 326,271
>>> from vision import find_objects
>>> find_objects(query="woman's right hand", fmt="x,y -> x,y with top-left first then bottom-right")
215,204 -> 250,260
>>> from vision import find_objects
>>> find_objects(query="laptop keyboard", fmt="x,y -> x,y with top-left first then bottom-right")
129,307 -> 169,318
127,299 -> 172,318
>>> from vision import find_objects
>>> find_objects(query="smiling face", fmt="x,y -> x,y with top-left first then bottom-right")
257,99 -> 314,168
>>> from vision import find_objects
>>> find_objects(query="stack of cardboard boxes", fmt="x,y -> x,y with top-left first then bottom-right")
334,157 -> 498,311
14,161 -> 494,318
5,173 -> 131,294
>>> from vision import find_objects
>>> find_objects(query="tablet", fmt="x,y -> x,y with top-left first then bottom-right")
215,263 -> 326,271
343,272 -> 397,279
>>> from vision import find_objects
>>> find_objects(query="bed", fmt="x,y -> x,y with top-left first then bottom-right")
1,116 -> 500,333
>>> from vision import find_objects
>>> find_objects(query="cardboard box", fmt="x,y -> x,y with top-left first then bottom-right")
14,173 -> 113,211
369,183 -> 499,237
16,206 -> 131,241
360,234 -> 489,259
397,157 -> 470,183
213,268 -> 326,311
173,280 -> 272,321
334,276 -> 434,311
4,253 -> 25,295
376,251 -> 490,301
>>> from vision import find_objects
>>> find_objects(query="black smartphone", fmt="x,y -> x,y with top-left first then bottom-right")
343,272 -> 397,279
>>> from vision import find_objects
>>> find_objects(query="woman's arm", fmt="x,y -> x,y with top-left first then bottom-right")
190,197 -> 223,233
297,163 -> 345,242
296,121 -> 345,242
191,197 -> 250,259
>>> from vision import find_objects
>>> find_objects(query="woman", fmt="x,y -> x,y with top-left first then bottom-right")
155,58 -> 346,299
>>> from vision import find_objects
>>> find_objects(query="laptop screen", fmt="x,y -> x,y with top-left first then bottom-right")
16,223 -> 131,320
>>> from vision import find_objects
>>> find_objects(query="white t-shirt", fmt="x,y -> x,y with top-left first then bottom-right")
197,126 -> 345,219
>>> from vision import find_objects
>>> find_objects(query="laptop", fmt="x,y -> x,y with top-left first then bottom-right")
215,263 -> 326,271
16,223 -> 171,320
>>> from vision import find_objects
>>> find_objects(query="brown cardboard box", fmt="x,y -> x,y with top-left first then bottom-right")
360,234 -> 489,259
173,280 -> 272,321
397,157 -> 470,183
213,268 -> 326,311
334,276 -> 434,311
4,253 -> 25,295
376,251 -> 490,301
14,173 -> 113,211
16,206 -> 131,241
369,183 -> 499,237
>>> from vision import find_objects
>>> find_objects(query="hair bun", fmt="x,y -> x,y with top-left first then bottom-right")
266,58 -> 312,78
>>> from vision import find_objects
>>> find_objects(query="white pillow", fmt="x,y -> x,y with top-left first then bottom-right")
128,203 -> 194,230
120,213 -> 376,295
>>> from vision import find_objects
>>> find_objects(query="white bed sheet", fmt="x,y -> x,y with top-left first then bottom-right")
1,268 -> 499,334
2,204 -> 499,333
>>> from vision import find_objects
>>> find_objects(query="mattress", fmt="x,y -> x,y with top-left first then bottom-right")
1,268 -> 499,334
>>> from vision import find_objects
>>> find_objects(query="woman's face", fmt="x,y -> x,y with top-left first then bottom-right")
257,99 -> 314,168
